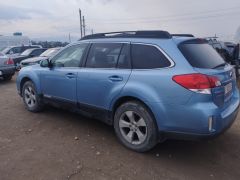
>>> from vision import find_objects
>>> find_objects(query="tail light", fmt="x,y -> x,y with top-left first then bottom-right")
4,58 -> 14,65
172,73 -> 221,94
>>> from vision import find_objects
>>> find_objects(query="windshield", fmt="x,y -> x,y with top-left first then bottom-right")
21,49 -> 34,56
40,48 -> 60,57
1,47 -> 11,54
179,40 -> 226,69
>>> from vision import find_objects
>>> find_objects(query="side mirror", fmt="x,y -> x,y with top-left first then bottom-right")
40,59 -> 51,68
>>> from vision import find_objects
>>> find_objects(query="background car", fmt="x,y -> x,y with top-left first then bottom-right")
1,45 -> 42,56
0,52 -> 15,81
206,38 -> 234,63
20,47 -> 61,68
11,48 -> 47,68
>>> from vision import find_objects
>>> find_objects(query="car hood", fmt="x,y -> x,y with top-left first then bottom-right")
21,56 -> 48,64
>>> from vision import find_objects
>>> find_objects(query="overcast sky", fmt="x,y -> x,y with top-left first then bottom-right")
0,0 -> 240,42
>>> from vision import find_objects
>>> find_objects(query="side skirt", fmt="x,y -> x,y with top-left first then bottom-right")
43,96 -> 113,125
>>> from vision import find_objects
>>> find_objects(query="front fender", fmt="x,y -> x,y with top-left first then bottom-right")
17,67 -> 41,95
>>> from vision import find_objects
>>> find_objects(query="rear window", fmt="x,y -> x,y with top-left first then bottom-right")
179,41 -> 225,69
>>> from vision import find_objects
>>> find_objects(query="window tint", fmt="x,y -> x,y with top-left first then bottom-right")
86,43 -> 122,68
12,47 -> 22,54
31,49 -> 44,56
179,43 -> 225,69
131,44 -> 171,69
212,43 -> 222,50
117,44 -> 131,69
51,44 -> 87,68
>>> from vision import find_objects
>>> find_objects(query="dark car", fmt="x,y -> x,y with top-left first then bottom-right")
0,52 -> 15,81
207,38 -> 233,63
20,47 -> 61,68
1,45 -> 42,56
11,48 -> 47,66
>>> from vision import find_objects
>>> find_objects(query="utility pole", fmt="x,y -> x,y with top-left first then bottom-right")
79,9 -> 83,38
68,33 -> 71,43
91,29 -> 94,35
83,16 -> 86,37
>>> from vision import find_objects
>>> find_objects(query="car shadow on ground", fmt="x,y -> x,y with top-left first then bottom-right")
0,78 -> 13,84
43,105 -> 239,160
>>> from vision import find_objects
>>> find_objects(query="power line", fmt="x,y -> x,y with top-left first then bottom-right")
86,11 -> 240,25
87,6 -> 240,23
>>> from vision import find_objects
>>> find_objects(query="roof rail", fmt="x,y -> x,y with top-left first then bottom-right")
80,30 -> 172,40
171,34 -> 194,37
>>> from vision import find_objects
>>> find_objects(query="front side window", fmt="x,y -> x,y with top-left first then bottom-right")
131,44 -> 171,69
86,43 -> 122,68
51,44 -> 87,68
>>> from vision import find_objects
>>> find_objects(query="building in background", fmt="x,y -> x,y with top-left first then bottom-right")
0,33 -> 30,51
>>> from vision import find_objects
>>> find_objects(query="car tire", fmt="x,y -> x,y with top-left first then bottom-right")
22,81 -> 44,112
114,101 -> 158,152
3,75 -> 12,81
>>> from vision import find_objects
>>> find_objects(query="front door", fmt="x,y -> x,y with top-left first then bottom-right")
40,44 -> 88,103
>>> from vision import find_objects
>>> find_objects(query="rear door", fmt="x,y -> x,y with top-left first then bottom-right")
77,43 -> 132,110
179,39 -> 237,108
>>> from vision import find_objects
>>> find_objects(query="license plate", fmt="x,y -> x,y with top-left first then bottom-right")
224,83 -> 232,95
0,71 -> 2,75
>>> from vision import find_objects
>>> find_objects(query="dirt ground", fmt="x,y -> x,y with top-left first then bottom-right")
0,76 -> 240,180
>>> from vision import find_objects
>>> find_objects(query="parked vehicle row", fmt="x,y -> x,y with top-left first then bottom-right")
16,31 -> 240,152
20,47 -> 61,68
1,45 -> 42,56
0,46 -> 62,78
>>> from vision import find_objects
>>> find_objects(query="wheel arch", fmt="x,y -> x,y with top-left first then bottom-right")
19,75 -> 41,96
111,96 -> 159,130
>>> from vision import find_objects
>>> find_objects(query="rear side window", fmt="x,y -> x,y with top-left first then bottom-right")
86,43 -> 122,68
179,42 -> 225,69
131,44 -> 171,69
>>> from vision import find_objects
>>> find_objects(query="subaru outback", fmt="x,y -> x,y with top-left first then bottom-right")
16,31 -> 239,152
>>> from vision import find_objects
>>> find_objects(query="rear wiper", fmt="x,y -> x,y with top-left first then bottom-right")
213,62 -> 227,69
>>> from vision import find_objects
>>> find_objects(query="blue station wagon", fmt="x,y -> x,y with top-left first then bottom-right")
16,31 -> 240,152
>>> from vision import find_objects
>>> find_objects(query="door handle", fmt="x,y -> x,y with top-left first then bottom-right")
109,75 -> 123,82
66,73 -> 76,79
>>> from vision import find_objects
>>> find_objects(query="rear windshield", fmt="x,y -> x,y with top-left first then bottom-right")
179,40 -> 225,69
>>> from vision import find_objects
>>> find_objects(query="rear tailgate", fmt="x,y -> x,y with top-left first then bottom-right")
194,65 -> 236,108
178,38 -> 238,108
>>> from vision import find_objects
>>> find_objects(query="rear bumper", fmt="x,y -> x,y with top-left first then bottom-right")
162,103 -> 239,140
0,66 -> 15,76
148,90 -> 240,141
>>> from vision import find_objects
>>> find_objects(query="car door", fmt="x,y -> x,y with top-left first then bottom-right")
77,43 -> 132,110
40,43 -> 88,103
